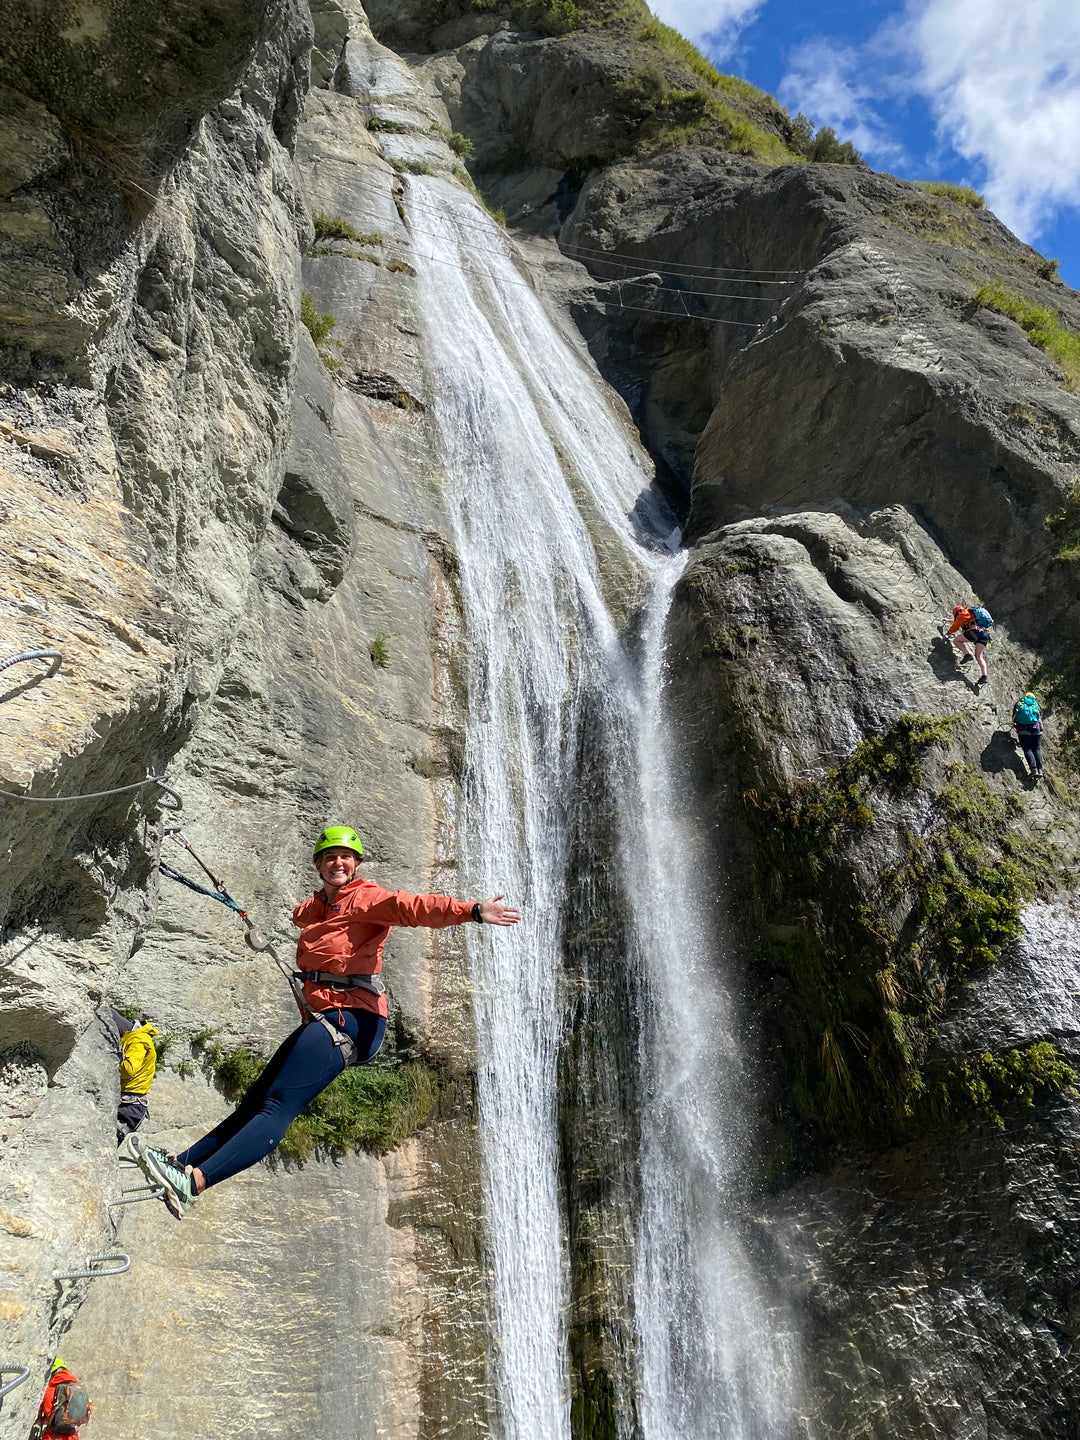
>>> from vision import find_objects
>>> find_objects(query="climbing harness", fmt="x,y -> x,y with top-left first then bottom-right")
0,774 -> 181,808
160,827 -> 361,1066
0,648 -> 62,679
52,1253 -> 131,1282
295,969 -> 384,996
0,1363 -> 30,1414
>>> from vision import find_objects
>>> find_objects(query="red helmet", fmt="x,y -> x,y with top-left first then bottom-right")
953,605 -> 964,616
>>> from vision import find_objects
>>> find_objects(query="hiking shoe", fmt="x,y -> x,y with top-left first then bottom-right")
118,1132 -> 172,1170
960,654 -> 973,665
976,675 -> 988,686
138,1148 -> 197,1220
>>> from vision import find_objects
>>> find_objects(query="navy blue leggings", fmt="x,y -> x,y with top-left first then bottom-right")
1017,727 -> 1043,775
177,1008 -> 386,1188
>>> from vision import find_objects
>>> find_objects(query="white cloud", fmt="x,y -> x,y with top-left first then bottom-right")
777,36 -> 907,166
907,0 -> 1080,238
777,0 -> 1080,245
646,0 -> 766,61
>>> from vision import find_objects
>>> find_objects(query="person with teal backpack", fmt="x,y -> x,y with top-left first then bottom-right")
1012,692 -> 1044,780
947,604 -> 993,685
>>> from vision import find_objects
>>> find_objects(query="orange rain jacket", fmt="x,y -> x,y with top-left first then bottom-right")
948,608 -> 975,635
292,876 -> 475,1018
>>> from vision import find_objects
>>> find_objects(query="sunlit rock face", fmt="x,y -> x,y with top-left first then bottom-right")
3,1 -> 1080,1437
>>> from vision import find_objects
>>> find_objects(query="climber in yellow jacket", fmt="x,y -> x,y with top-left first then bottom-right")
112,1009 -> 159,1145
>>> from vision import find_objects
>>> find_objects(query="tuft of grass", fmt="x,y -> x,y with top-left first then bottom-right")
432,122 -> 474,158
312,214 -> 385,248
1046,481 -> 1080,563
914,180 -> 985,208
481,198 -> 507,227
385,258 -> 417,276
205,1042 -> 443,1159
638,18 -> 721,85
392,158 -> 434,176
300,292 -> 341,369
365,115 -> 406,133
152,1032 -> 175,1066
975,279 -> 1080,390
176,1058 -> 195,1080
369,634 -> 391,668
312,210 -> 358,241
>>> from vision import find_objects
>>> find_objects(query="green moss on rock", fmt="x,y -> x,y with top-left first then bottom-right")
932,1042 -> 1076,1131
570,1359 -> 617,1440
201,1039 -> 444,1160
742,713 -> 1071,1150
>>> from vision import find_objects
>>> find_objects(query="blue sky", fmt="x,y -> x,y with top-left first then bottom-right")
650,0 -> 1080,291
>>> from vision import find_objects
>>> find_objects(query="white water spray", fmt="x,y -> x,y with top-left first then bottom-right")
409,175 -> 798,1439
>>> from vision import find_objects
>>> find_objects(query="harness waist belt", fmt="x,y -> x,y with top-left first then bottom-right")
297,969 -> 385,996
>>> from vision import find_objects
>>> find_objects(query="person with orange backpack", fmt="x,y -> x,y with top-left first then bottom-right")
947,603 -> 993,685
30,1358 -> 91,1438
123,825 -> 520,1218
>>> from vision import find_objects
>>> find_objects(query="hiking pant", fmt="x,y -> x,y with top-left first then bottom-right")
176,1008 -> 386,1188
1016,726 -> 1043,775
116,1095 -> 149,1145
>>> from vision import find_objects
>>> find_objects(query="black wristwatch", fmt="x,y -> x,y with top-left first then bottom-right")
471,903 -> 483,924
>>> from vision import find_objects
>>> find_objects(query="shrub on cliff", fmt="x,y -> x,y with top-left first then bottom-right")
788,113 -> 862,165
200,1037 -> 443,1159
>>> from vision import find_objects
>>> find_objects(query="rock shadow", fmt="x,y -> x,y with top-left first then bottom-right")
981,728 -> 1027,783
927,635 -> 972,689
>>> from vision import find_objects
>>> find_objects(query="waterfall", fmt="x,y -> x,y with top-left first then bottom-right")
628,568 -> 802,1440
408,175 -> 798,1439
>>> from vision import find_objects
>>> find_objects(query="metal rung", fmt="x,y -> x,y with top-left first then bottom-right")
109,1185 -> 165,1206
0,1364 -> 30,1407
53,1252 -> 131,1281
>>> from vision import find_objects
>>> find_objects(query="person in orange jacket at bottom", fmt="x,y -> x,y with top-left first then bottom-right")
125,826 -> 520,1218
946,605 -> 989,685
31,1357 -> 91,1438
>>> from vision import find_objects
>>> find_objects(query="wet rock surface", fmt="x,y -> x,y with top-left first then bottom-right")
3,0 -> 1080,1436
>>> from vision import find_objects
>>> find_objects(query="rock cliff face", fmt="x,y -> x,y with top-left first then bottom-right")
3,0 -> 1080,1437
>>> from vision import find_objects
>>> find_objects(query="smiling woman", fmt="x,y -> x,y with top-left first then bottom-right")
121,825 -> 520,1219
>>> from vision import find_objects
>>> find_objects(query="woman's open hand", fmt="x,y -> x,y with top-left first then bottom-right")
479,894 -> 521,926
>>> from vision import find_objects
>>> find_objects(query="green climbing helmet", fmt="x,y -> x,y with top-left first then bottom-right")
312,825 -> 364,862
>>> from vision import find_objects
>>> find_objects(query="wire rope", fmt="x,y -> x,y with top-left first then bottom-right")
0,649 -> 62,677
0,775 -> 180,806
558,236 -> 802,276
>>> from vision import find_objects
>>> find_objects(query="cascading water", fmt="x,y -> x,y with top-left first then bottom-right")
408,174 -> 799,1439
627,570 -> 802,1439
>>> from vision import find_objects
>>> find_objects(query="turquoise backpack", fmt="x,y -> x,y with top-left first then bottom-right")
1014,695 -> 1041,726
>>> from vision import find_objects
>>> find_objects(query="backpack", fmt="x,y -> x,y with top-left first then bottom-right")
1014,695 -> 1041,726
49,1381 -> 91,1432
970,605 -> 993,630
